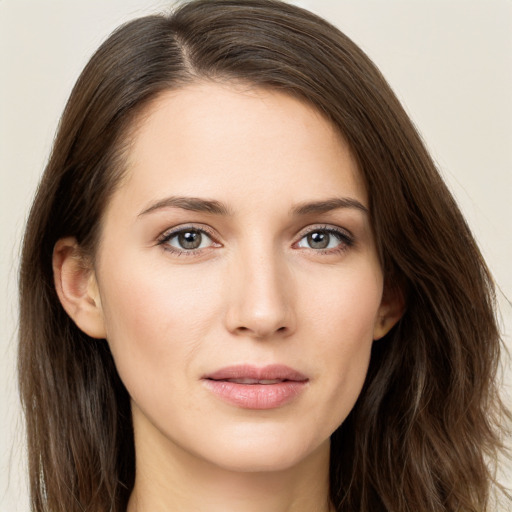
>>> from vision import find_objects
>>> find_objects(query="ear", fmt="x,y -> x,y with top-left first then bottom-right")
53,237 -> 106,339
373,284 -> 405,340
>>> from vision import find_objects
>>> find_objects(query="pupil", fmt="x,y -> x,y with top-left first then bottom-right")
308,231 -> 329,249
179,230 -> 201,249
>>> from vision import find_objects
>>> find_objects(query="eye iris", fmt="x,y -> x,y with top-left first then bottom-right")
178,230 -> 202,249
307,231 -> 329,249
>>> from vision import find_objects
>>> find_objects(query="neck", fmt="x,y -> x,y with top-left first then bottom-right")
127,414 -> 332,512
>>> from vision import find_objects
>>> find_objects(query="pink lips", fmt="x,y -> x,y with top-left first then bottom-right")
202,365 -> 308,410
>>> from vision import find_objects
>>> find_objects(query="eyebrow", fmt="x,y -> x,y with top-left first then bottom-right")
138,195 -> 368,218
291,197 -> 368,216
139,196 -> 232,217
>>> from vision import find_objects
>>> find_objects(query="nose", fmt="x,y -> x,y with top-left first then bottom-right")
224,248 -> 296,339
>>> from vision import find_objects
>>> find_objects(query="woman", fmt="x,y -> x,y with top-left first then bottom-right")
18,0 -> 510,511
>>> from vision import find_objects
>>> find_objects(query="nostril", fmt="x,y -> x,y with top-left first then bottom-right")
234,325 -> 287,336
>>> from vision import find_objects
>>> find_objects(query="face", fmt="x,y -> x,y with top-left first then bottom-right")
87,82 -> 396,473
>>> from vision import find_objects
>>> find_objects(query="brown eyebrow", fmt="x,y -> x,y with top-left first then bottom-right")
138,196 -> 232,217
138,195 -> 368,218
291,197 -> 368,216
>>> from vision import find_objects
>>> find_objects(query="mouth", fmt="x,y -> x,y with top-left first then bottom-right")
202,365 -> 309,410
220,378 -> 289,385
204,364 -> 308,382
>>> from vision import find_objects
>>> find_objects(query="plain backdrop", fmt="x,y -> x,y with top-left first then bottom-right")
1,1 -> 511,510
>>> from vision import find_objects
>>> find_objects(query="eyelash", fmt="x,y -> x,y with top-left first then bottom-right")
295,224 -> 354,255
157,224 -> 219,257
156,224 -> 354,256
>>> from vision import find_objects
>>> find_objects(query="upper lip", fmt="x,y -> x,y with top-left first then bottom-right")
203,364 -> 308,382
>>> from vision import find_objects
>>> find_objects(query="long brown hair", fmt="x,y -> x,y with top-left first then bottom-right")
18,1 -> 510,510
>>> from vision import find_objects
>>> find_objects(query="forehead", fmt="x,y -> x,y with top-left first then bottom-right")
113,81 -> 366,215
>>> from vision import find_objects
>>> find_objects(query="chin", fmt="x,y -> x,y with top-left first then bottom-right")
193,427 -> 330,474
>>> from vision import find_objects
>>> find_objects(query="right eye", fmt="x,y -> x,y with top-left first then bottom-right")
158,227 -> 218,253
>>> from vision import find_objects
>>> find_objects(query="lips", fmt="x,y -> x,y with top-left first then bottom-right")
202,365 -> 308,409
205,364 -> 307,382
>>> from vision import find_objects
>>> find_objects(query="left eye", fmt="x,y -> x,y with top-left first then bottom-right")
297,229 -> 346,250
163,229 -> 214,251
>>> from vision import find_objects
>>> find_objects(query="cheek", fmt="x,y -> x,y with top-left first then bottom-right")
300,261 -> 382,421
302,256 -> 383,347
96,253 -> 224,395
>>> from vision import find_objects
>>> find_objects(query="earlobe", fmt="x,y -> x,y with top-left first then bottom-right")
373,286 -> 405,340
53,237 -> 107,339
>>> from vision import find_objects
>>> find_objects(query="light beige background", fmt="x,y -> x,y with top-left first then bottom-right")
1,1 -> 511,510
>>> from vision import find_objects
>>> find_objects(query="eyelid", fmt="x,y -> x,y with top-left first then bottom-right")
155,222 -> 354,256
157,224 -> 221,253
293,224 -> 354,252
296,223 -> 353,241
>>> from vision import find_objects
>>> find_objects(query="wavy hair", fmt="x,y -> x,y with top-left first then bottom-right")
18,1 -> 510,510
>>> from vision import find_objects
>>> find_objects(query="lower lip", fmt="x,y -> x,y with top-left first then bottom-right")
203,379 -> 307,409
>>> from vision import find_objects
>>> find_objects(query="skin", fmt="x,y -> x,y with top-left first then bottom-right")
54,82 -> 402,512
